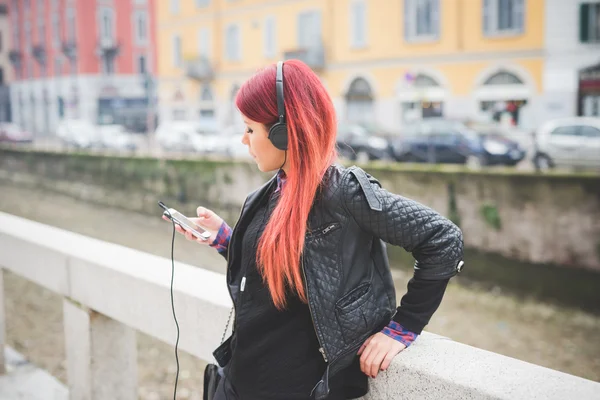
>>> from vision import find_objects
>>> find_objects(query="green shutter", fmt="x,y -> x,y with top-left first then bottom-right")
580,4 -> 590,43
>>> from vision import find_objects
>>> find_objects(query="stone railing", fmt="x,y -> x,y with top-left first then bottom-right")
0,212 -> 598,399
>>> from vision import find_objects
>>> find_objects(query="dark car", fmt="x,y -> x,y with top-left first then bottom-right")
336,123 -> 393,162
391,119 -> 525,166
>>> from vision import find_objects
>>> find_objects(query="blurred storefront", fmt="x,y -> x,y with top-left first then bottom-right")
9,0 -> 157,138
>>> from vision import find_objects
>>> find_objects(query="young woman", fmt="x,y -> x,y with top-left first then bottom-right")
169,60 -> 464,400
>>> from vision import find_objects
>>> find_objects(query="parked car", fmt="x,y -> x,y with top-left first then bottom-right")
391,119 -> 525,166
0,123 -> 33,144
56,120 -> 102,149
336,123 -> 393,162
98,125 -> 138,151
155,121 -> 217,153
532,117 -> 600,170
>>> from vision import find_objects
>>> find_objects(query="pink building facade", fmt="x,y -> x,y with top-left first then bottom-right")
9,0 -> 157,136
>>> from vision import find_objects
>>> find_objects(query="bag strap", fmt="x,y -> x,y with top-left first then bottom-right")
220,306 -> 234,344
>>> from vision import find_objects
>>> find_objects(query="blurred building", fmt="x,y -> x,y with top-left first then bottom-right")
9,0 -> 157,138
156,0 -> 558,133
544,0 -> 600,119
0,2 -> 12,122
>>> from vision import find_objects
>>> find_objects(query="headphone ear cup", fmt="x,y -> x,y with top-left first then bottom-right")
268,123 -> 288,151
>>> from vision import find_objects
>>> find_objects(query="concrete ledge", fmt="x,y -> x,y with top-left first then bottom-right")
0,211 -> 232,361
1,211 -> 599,399
365,332 -> 600,399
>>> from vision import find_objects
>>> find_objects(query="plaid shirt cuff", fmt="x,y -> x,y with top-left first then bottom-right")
209,221 -> 232,254
381,320 -> 419,347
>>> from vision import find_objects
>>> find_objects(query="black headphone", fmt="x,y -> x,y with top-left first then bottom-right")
268,61 -> 288,151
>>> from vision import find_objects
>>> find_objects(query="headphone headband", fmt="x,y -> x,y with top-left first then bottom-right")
275,61 -> 286,125
268,61 -> 288,151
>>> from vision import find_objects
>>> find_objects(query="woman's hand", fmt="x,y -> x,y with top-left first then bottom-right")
357,332 -> 407,378
162,206 -> 224,245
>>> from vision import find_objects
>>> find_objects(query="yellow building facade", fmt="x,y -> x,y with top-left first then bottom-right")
156,0 -> 545,131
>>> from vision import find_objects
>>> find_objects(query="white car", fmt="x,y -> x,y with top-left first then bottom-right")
154,121 -> 204,152
56,120 -> 102,149
98,125 -> 138,151
533,117 -> 600,170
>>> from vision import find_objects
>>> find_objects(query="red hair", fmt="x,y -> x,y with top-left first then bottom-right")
235,60 -> 338,309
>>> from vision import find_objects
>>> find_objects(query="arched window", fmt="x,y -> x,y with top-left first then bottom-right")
484,71 -> 524,85
479,70 -> 528,125
413,74 -> 439,88
345,77 -> 374,124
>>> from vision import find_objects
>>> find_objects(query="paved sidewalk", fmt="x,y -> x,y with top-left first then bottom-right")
0,347 -> 67,400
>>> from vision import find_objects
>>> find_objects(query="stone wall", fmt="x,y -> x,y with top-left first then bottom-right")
1,147 -> 599,272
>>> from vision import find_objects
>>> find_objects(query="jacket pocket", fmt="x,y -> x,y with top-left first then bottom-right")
335,282 -> 381,345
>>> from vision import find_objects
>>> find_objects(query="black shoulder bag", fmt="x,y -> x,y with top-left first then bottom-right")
203,306 -> 234,400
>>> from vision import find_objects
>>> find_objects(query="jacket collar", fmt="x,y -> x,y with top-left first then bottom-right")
240,171 -> 279,220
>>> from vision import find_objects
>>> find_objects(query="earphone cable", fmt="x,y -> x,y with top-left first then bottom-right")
164,209 -> 181,400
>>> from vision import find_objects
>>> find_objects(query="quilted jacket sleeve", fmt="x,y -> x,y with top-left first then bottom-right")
341,167 -> 464,333
342,167 -> 464,279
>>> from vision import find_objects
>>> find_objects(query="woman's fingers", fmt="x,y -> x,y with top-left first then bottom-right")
380,351 -> 397,372
357,335 -> 372,356
369,350 -> 387,378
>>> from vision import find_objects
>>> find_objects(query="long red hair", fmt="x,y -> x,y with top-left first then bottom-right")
235,60 -> 338,309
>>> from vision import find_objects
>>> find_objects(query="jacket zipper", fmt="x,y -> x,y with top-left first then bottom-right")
306,222 -> 340,241
302,254 -> 328,363
226,199 -> 248,322
321,223 -> 338,235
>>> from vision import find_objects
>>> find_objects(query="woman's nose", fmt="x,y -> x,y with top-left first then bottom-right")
241,131 -> 249,145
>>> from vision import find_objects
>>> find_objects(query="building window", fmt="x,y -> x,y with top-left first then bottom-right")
137,55 -> 147,74
298,10 -> 322,48
263,16 -> 276,58
484,71 -> 524,85
173,35 -> 182,67
11,0 -> 19,48
199,84 -> 215,122
225,24 -> 240,61
102,56 -> 115,74
27,58 -> 33,78
0,32 -> 2,52
350,0 -> 367,48
66,7 -> 76,41
134,11 -> 148,45
196,0 -> 210,7
580,3 -> 600,43
37,13 -> 46,45
402,74 -> 444,121
404,0 -> 440,41
170,0 -> 180,14
55,57 -> 62,76
483,0 -> 525,36
198,27 -> 210,58
99,7 -> 115,41
345,77 -> 374,124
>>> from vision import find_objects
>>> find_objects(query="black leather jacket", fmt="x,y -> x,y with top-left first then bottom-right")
214,164 -> 464,400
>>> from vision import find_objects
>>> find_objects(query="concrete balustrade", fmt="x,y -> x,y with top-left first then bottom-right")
0,211 -> 599,400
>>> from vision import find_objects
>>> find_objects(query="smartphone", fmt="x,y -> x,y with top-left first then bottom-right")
158,201 -> 211,241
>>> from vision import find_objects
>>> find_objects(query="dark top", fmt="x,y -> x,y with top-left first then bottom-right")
227,188 -> 345,400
